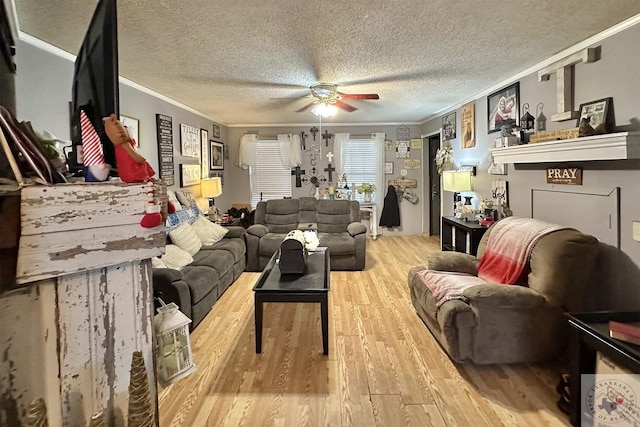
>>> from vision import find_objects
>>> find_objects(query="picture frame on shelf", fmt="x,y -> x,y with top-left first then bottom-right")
179,164 -> 201,187
576,97 -> 614,132
210,141 -> 224,170
120,115 -> 139,147
487,82 -> 520,133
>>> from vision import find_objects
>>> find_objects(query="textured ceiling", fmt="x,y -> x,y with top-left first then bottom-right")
12,0 -> 640,126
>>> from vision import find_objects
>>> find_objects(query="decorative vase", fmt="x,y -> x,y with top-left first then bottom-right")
364,192 -> 372,203
314,187 -> 320,200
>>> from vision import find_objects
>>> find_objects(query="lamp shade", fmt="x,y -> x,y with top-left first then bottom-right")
201,177 -> 222,198
442,170 -> 473,192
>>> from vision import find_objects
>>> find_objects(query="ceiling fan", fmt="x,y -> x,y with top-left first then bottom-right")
296,83 -> 379,114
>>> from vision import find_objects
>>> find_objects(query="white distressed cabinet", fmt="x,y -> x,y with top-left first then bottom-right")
0,181 -> 165,426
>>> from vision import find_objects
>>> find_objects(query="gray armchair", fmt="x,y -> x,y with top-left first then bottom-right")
246,197 -> 367,271
408,220 -> 599,364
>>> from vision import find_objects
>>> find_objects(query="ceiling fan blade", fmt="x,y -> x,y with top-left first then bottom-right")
296,102 -> 315,112
335,100 -> 357,112
338,92 -> 379,100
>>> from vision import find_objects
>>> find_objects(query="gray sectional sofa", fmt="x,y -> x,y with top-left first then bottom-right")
245,197 -> 367,271
153,226 -> 246,330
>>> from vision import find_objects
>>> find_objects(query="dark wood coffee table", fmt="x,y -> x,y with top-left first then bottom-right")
253,247 -> 330,355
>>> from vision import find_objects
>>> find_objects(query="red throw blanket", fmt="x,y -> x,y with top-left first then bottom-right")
477,217 -> 562,284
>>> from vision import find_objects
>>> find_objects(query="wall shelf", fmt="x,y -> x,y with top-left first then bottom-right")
491,131 -> 640,164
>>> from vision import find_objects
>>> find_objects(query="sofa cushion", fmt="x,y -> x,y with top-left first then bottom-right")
203,238 -> 246,261
169,222 -> 203,255
180,265 -> 219,304
317,200 -> 351,233
318,232 -> 355,255
191,216 -> 229,245
264,199 -> 300,233
258,233 -> 289,256
161,244 -> 193,270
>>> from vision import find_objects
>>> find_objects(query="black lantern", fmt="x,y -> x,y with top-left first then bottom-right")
536,102 -> 547,132
520,103 -> 535,130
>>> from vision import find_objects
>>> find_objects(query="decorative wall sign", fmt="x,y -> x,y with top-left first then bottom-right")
442,112 -> 456,140
384,162 -> 394,175
461,102 -> 475,149
155,114 -> 174,186
396,125 -> 410,141
395,140 -> 410,158
180,124 -> 200,159
210,141 -> 224,170
179,164 -> 201,187
487,83 -> 520,133
529,128 -> 579,143
201,129 -> 209,178
212,124 -> 221,139
403,158 -> 421,169
410,138 -> 422,149
385,140 -> 393,151
546,167 -> 582,185
491,179 -> 508,207
388,176 -> 417,188
120,115 -> 139,147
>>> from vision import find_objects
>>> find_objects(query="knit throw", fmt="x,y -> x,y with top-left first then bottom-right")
477,217 -> 561,284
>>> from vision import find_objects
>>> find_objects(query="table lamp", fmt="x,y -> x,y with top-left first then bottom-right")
201,177 -> 222,216
442,169 -> 474,210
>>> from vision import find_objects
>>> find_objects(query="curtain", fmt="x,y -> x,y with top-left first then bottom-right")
372,132 -> 385,201
236,133 -> 258,169
277,133 -> 302,168
333,133 -> 349,170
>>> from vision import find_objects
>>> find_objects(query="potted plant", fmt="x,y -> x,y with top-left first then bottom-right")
356,182 -> 376,203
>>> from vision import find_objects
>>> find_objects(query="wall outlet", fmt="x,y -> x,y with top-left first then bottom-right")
633,221 -> 640,242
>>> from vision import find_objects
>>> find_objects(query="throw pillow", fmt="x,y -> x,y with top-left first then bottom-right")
160,244 -> 193,270
175,190 -> 197,207
151,256 -> 168,269
166,205 -> 203,231
168,222 -> 202,256
167,190 -> 183,211
191,215 -> 229,245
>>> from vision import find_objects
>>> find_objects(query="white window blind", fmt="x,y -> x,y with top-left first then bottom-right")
341,138 -> 380,204
249,140 -> 292,208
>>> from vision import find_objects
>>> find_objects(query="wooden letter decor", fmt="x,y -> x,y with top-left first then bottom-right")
546,167 -> 583,185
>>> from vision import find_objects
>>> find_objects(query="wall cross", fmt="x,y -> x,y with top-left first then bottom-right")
300,131 -> 308,150
324,163 -> 336,182
322,130 -> 333,147
326,151 -> 334,162
291,166 -> 306,187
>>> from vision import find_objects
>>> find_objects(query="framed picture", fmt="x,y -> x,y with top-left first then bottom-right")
395,140 -> 410,158
385,162 -> 394,175
212,171 -> 224,186
201,129 -> 209,179
488,159 -> 507,175
180,124 -> 201,159
487,82 -> 520,133
576,97 -> 614,132
210,141 -> 224,170
461,102 -> 475,149
179,164 -> 201,187
442,112 -> 456,140
120,115 -> 139,147
213,124 -> 221,139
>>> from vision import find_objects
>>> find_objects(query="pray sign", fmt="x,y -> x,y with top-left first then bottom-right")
546,167 -> 582,185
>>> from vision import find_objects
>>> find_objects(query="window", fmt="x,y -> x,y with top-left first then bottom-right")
249,140 -> 292,208
339,138 -> 382,204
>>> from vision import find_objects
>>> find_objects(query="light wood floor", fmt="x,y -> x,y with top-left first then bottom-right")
158,235 -> 570,426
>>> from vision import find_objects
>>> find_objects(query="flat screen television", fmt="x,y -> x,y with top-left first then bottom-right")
69,0 -> 119,176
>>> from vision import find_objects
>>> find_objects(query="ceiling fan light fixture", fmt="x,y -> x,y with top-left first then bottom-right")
311,102 -> 337,117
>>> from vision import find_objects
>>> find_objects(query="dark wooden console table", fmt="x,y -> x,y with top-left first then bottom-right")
567,311 -> 640,426
441,216 -> 488,256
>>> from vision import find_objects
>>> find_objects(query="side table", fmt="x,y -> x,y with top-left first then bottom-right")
360,203 -> 379,239
567,311 -> 640,426
441,216 -> 488,256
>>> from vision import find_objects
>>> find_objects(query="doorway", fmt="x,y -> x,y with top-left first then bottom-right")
428,134 -> 441,236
